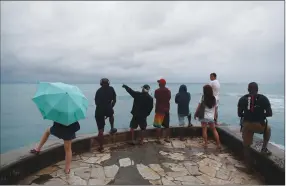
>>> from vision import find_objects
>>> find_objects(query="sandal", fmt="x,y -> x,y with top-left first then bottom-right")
261,148 -> 272,156
30,148 -> 40,155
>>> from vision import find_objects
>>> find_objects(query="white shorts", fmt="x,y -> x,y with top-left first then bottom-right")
178,115 -> 186,126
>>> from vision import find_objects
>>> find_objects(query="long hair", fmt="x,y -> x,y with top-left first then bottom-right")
203,85 -> 216,108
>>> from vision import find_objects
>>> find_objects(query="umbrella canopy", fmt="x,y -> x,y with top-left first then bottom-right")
32,82 -> 88,126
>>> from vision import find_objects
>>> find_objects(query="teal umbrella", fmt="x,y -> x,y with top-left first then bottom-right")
32,82 -> 88,126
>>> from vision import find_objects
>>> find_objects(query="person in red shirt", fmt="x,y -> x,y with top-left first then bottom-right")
153,78 -> 171,143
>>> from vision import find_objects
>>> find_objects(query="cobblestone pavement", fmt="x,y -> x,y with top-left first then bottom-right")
18,137 -> 264,185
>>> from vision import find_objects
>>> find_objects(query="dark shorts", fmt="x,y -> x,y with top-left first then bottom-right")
95,108 -> 114,131
50,122 -> 80,141
162,112 -> 170,128
130,116 -> 147,130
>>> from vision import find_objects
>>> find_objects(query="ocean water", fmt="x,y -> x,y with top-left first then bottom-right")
0,83 -> 284,153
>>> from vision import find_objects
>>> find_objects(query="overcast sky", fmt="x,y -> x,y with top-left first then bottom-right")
1,1 -> 284,83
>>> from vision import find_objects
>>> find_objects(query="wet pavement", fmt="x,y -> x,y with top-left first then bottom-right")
18,137 -> 264,185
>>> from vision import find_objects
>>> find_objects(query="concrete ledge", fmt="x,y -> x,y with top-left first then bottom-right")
0,126 -> 284,185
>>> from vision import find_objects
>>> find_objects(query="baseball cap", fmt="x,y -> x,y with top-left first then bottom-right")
157,78 -> 166,85
142,84 -> 150,91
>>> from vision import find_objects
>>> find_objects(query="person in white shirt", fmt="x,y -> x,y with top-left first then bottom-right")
209,73 -> 220,124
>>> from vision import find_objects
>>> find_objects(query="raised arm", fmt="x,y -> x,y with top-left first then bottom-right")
122,84 -> 138,98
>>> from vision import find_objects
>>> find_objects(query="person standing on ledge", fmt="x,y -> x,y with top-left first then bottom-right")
209,73 -> 220,124
175,84 -> 192,141
122,84 -> 154,145
238,82 -> 272,162
153,78 -> 171,144
94,78 -> 117,152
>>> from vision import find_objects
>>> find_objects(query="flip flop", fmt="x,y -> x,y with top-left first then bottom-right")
30,148 -> 40,155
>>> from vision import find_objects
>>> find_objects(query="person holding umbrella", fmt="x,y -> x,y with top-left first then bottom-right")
30,82 -> 88,174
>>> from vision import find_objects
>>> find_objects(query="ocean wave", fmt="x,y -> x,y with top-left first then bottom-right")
269,141 -> 285,150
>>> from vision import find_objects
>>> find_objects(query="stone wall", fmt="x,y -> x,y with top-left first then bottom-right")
0,126 -> 284,185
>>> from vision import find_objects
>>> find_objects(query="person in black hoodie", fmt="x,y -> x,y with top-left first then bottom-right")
122,84 -> 154,145
175,84 -> 192,140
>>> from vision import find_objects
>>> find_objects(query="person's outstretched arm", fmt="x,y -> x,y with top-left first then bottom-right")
122,84 -> 138,98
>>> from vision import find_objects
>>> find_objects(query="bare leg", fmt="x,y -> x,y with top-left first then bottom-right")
64,140 -> 72,174
98,129 -> 104,152
201,123 -> 208,147
130,128 -> 136,144
210,124 -> 221,149
36,128 -> 51,151
262,127 -> 271,149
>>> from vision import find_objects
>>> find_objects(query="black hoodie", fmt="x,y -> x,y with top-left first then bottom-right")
175,85 -> 191,116
123,85 -> 154,117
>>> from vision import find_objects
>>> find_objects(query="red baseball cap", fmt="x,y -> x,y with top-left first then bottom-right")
157,78 -> 166,85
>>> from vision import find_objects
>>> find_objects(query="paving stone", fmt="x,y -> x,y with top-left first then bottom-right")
73,167 -> 92,180
197,174 -> 212,184
56,160 -> 66,166
199,165 -> 217,177
161,177 -> 176,185
198,158 -> 222,169
164,176 -> 174,181
119,158 -> 132,167
149,179 -> 162,185
149,164 -> 165,176
43,178 -> 67,185
166,171 -> 188,178
58,161 -> 91,169
183,163 -> 201,176
83,157 -> 101,164
162,163 -> 187,172
175,176 -> 203,184
104,165 -> 119,178
136,164 -> 160,180
185,139 -> 201,148
168,152 -> 185,161
72,155 -> 82,161
56,169 -> 75,178
65,175 -> 87,185
215,168 -> 231,180
97,153 -> 111,164
163,142 -> 173,148
81,152 -> 95,158
90,165 -> 105,179
209,177 -> 231,185
174,181 -> 182,185
172,140 -> 186,148
195,152 -> 204,156
159,151 -> 169,156
207,154 -> 221,162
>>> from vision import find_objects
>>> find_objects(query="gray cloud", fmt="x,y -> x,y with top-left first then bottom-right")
1,1 -> 284,83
